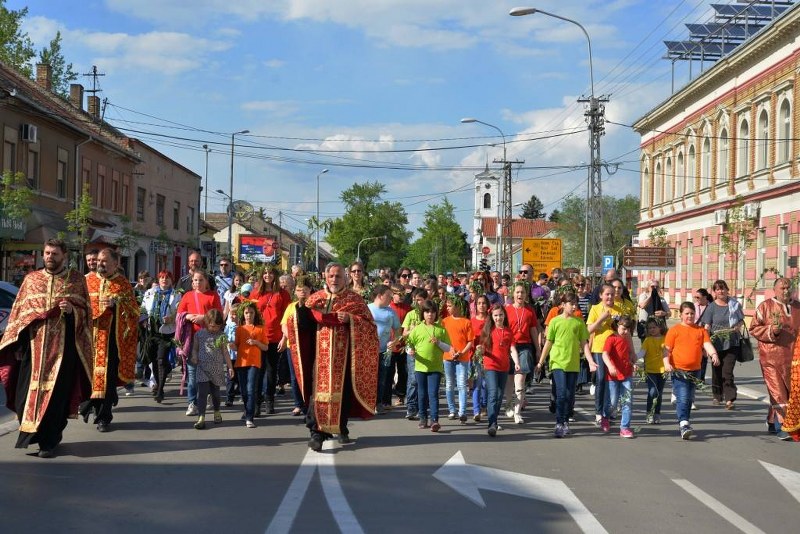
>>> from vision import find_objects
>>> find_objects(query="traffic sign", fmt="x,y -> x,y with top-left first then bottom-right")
602,255 -> 614,275
481,246 -> 490,257
622,246 -> 676,270
521,238 -> 562,276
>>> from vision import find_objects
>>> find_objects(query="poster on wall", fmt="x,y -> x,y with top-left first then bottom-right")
239,235 -> 279,264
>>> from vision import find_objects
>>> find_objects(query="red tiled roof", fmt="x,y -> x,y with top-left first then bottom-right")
481,218 -> 556,238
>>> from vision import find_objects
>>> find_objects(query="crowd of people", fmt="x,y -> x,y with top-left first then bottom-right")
1,241 -> 799,458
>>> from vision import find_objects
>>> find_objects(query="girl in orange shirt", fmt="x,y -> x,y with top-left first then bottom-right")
442,296 -> 475,424
231,302 -> 269,428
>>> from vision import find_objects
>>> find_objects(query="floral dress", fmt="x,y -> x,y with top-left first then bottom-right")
194,329 -> 227,387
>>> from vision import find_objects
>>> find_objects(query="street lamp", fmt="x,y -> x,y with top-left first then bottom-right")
315,168 -> 329,271
461,117 -> 507,273
510,6 -> 601,278
228,129 -> 249,260
216,188 -> 232,258
202,144 -> 210,220
357,235 -> 387,264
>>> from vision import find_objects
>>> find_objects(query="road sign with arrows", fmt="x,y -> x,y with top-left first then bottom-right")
521,238 -> 562,275
622,246 -> 676,270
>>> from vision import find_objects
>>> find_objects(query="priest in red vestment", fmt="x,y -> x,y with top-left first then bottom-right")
288,263 -> 379,450
0,239 -> 93,458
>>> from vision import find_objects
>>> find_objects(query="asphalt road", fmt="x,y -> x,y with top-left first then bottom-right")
0,360 -> 798,534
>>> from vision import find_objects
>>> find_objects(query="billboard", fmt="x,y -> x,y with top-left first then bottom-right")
238,235 -> 279,264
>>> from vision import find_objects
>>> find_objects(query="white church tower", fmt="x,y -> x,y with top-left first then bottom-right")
472,164 -> 502,270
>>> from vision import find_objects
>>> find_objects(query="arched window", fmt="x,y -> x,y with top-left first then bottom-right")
738,119 -> 749,177
757,109 -> 769,170
654,161 -> 662,205
665,157 -> 673,201
642,166 -> 650,209
483,192 -> 491,209
701,137 -> 711,189
718,128 -> 728,185
676,151 -> 685,198
687,144 -> 696,195
779,99 -> 791,163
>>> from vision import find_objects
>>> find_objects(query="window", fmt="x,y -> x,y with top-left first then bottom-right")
738,119 -> 749,177
96,164 -> 106,208
779,99 -> 791,164
701,137 -> 711,189
665,157 -> 673,201
122,176 -> 129,216
756,228 -> 766,288
654,161 -> 662,204
26,149 -> 39,189
718,235 -> 726,281
187,206 -> 194,235
173,201 -> 180,230
676,243 -> 682,289
136,187 -> 146,221
687,145 -> 696,195
676,152 -> 684,198
780,225 -> 789,276
702,237 -> 708,287
483,193 -> 491,209
57,148 -> 68,198
718,129 -> 728,185
642,167 -> 650,209
3,139 -> 16,174
757,109 -> 769,171
156,194 -> 165,227
687,239 -> 693,290
111,170 -> 119,212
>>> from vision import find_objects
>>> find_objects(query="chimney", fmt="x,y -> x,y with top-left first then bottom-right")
35,63 -> 52,91
87,95 -> 100,119
69,84 -> 84,110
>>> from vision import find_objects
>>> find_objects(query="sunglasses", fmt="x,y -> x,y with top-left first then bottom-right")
351,270 -> 362,273
575,283 -> 585,287
400,274 -> 409,278
219,263 -> 230,267
519,270 -> 530,274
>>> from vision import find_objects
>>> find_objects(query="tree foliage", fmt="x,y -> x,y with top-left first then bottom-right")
0,1 -> 35,77
404,197 -> 468,274
38,31 -> 78,98
326,181 -> 411,270
64,183 -> 93,251
648,227 -> 669,247
519,194 -> 545,219
554,194 -> 640,269
548,208 -> 560,222
1,170 -> 33,220
720,196 -> 756,293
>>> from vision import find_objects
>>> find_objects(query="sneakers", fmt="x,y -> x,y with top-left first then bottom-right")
646,415 -> 655,424
473,413 -> 481,423
767,420 -> 777,434
514,413 -> 524,425
431,422 -> 441,432
620,428 -> 634,439
594,414 -> 602,427
488,423 -> 498,437
505,407 -> 515,419
245,420 -> 256,428
691,402 -> 698,411
194,417 -> 206,430
680,424 -> 694,440
671,393 -> 677,405
375,405 -> 387,415
563,422 -> 571,435
406,412 -> 419,421
125,385 -> 134,397
213,411 -> 222,424
418,419 -> 430,429
554,423 -> 565,438
589,384 -> 596,396
600,417 -> 610,433
447,413 -> 456,420
777,430 -> 792,441
654,415 -> 661,424
185,403 -> 198,416
459,414 -> 468,424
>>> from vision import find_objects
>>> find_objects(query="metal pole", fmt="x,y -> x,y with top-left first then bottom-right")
315,168 -> 329,271
228,129 -> 249,259
203,144 -> 209,220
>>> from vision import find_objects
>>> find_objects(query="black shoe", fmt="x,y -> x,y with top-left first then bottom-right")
267,400 -> 276,415
308,436 -> 324,452
488,423 -> 497,437
767,420 -> 777,434
548,401 -> 556,414
154,394 -> 163,404
97,423 -> 110,433
276,385 -> 285,395
338,434 -> 352,445
37,448 -> 55,458
224,400 -> 234,407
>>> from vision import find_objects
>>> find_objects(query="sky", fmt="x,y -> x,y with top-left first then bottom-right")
11,0 -> 719,241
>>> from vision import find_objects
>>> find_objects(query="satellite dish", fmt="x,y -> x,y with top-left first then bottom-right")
228,200 -> 254,222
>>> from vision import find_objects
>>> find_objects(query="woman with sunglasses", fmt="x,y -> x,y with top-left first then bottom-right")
707,279 -> 744,410
349,261 -> 370,301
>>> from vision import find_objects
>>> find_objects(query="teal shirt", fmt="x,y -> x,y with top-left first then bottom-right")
546,315 -> 589,372
407,322 -> 450,373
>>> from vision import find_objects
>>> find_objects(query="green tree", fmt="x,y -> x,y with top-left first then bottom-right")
648,227 -> 669,247
720,197 -> 756,294
326,181 -> 411,269
555,194 -> 640,269
114,215 -> 140,257
404,198 -> 468,274
38,31 -> 77,98
64,182 -> 93,252
1,170 -> 33,220
519,194 -> 545,219
548,208 -> 560,222
0,1 -> 35,77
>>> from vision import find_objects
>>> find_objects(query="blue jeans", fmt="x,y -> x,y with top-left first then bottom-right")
406,355 -> 418,415
236,366 -> 259,421
551,369 -> 578,425
646,373 -> 665,415
606,378 -> 633,430
592,353 -> 607,416
415,371 -> 441,422
484,370 -> 508,427
470,365 -> 487,415
672,369 -> 700,424
444,359 -> 469,416
187,362 -> 197,405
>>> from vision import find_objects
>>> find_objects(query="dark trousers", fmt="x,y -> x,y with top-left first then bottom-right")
196,381 -> 221,416
306,354 -> 353,439
257,342 -> 280,404
150,333 -> 173,400
390,351 -> 407,400
712,347 -> 738,402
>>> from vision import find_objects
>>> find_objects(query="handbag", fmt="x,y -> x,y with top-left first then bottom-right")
737,325 -> 755,363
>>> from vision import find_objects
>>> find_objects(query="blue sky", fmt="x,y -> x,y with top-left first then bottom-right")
13,0 -> 715,239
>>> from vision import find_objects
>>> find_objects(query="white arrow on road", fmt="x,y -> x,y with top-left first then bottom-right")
759,461 -> 800,504
266,443 -> 364,534
433,451 -> 607,534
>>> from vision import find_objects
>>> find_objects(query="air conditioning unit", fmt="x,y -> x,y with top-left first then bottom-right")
714,209 -> 728,225
743,203 -> 760,220
19,124 -> 38,143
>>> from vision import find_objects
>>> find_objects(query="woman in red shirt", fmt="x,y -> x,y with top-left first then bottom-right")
479,304 -> 520,437
505,283 -> 540,424
177,270 -> 223,416
254,266 -> 291,415
470,295 -> 490,422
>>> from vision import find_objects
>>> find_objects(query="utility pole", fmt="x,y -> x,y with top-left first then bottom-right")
494,157 -> 524,275
578,94 -> 609,279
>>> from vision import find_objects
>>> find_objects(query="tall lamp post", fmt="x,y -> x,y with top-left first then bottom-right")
461,117 -> 507,272
315,168 -> 329,271
202,144 -> 210,220
510,7 -> 606,278
228,129 -> 249,260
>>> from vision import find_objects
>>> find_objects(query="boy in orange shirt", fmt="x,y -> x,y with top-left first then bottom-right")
442,296 -> 475,423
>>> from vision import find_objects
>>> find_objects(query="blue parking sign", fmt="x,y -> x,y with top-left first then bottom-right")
602,255 -> 614,275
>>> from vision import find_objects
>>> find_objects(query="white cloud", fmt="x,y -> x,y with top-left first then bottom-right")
263,59 -> 286,69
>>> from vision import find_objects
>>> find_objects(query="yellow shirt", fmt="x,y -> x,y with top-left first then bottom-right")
641,335 -> 665,374
588,302 -> 631,353
281,301 -> 299,350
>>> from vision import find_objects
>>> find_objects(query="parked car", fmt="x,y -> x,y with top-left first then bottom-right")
0,281 -> 19,337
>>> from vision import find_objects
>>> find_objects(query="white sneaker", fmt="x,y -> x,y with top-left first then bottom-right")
505,407 -> 515,419
671,393 -> 677,405
590,384 -> 596,396
185,403 -> 198,416
514,413 -> 524,425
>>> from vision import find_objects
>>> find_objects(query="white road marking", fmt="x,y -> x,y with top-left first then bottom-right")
759,461 -> 800,504
317,451 -> 364,533
434,451 -> 607,534
266,449 -> 317,534
671,479 -> 766,534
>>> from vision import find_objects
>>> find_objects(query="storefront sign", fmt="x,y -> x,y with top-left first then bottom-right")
0,215 -> 26,240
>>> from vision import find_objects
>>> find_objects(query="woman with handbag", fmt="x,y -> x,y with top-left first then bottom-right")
706,280 -> 745,410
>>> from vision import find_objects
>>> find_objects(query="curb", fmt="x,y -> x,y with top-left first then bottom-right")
0,407 -> 17,438
736,386 -> 769,404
